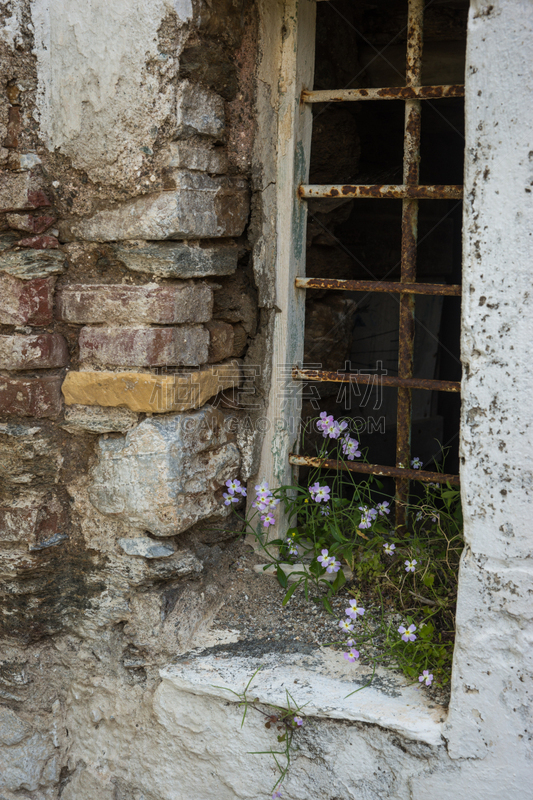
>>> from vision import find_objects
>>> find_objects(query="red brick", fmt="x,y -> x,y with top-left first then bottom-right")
17,235 -> 59,249
0,274 -> 55,326
0,375 -> 62,417
56,283 -> 213,325
0,171 -> 51,213
206,320 -> 234,362
0,334 -> 69,370
78,326 -> 209,367
5,214 -> 57,234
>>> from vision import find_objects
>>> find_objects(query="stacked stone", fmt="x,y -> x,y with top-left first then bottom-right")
0,77 -> 250,621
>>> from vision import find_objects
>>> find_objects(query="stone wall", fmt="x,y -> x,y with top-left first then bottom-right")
0,1 -> 266,795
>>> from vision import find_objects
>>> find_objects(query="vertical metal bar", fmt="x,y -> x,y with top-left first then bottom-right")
396,0 -> 424,531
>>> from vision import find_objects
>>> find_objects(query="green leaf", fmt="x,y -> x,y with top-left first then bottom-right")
276,566 -> 288,589
422,573 -> 435,589
331,568 -> 346,592
282,582 -> 299,606
322,597 -> 333,614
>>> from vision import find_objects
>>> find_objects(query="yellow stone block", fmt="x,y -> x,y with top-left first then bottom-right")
61,363 -> 240,413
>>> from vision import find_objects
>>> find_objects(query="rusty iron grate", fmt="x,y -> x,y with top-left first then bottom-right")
290,0 -> 463,528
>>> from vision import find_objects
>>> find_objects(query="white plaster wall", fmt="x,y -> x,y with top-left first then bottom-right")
31,0 -> 192,184
441,0 -> 533,784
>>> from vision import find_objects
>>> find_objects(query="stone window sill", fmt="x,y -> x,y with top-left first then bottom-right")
160,639 -> 446,747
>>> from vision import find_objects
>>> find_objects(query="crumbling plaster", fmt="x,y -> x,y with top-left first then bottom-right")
31,0 -> 192,185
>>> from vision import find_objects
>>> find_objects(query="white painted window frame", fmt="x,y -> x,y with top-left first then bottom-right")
257,0 -> 316,541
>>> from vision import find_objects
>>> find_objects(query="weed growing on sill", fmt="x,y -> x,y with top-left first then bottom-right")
227,413 -> 463,688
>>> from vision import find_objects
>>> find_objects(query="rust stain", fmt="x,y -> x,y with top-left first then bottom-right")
302,85 -> 465,103
288,454 -> 460,486
292,367 -> 461,394
299,184 -> 463,199
295,277 -> 461,296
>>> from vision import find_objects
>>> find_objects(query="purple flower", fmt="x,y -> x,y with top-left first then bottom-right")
223,492 -> 239,506
253,481 -> 273,509
346,638 -> 356,647
404,559 -> 417,573
341,435 -> 361,460
345,600 -> 364,619
339,618 -> 354,633
376,501 -> 390,516
419,670 -> 434,686
309,482 -> 331,503
383,542 -> 396,555
317,412 -> 334,436
272,792 -> 282,799
358,507 -> 372,529
317,549 -> 331,568
285,538 -> 299,556
343,647 -> 360,662
318,415 -> 347,439
293,716 -> 303,727
261,496 -> 280,510
326,558 -> 341,574
398,623 -> 417,642
260,513 -> 276,527
320,505 -> 330,517
226,478 -> 243,494
411,457 -> 423,469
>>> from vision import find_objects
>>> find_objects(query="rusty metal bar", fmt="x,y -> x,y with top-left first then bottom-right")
288,454 -> 460,486
294,0 -> 463,528
292,367 -> 461,393
394,0 -> 425,531
298,184 -> 462,199
302,85 -> 465,103
295,277 -> 462,296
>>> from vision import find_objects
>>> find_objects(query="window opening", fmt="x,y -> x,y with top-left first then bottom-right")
290,0 -> 466,530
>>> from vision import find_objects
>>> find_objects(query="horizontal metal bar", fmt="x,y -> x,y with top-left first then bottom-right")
289,454 -> 460,485
295,277 -> 462,296
292,367 -> 461,393
299,184 -> 463,200
302,85 -> 465,103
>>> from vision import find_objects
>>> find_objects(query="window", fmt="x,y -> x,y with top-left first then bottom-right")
262,0 -> 467,532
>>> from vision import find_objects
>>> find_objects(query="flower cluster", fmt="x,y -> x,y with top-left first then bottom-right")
316,412 -> 363,462
339,601 -> 365,662
285,537 -> 299,557
317,411 -> 348,439
317,548 -> 341,574
252,481 -> 280,527
223,478 -> 247,506
357,500 -> 390,530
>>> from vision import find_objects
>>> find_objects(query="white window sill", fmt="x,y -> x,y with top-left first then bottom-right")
160,637 -> 446,747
